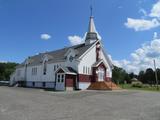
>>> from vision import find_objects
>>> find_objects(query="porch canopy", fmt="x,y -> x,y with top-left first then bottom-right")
55,66 -> 77,75
55,66 -> 77,90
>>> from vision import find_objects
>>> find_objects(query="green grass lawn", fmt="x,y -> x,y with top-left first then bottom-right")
119,84 -> 160,92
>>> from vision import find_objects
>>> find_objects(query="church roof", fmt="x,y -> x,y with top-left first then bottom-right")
17,42 -> 94,68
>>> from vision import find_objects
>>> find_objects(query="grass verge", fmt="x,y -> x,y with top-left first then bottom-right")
119,84 -> 160,92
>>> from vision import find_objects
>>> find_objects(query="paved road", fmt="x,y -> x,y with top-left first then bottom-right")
0,86 -> 160,120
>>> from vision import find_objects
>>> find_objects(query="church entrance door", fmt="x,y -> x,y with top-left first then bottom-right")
55,73 -> 65,90
98,68 -> 105,81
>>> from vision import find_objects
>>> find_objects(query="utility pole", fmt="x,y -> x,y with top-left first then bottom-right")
153,60 -> 159,90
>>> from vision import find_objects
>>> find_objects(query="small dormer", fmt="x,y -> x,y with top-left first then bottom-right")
42,54 -> 49,75
41,54 -> 53,63
42,54 -> 49,63
64,48 -> 78,62
24,57 -> 32,66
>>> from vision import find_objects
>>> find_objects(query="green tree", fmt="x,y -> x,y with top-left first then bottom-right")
112,66 -> 129,84
156,68 -> 160,84
145,68 -> 155,85
138,70 -> 145,83
0,62 -> 18,81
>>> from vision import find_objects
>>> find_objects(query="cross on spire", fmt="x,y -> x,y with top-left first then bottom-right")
90,5 -> 93,17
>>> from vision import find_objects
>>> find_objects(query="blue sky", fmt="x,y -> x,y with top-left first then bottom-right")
0,0 -> 160,73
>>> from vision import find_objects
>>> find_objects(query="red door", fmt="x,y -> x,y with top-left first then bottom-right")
65,75 -> 76,90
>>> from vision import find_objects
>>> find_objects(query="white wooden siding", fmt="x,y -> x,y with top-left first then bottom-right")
78,45 -> 96,75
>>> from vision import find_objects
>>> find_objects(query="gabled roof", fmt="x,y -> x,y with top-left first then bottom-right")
101,48 -> 114,69
17,42 -> 95,68
92,59 -> 107,67
56,66 -> 77,75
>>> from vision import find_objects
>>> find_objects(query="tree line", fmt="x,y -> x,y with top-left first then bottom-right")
0,62 -> 159,85
0,62 -> 18,81
112,66 -> 160,85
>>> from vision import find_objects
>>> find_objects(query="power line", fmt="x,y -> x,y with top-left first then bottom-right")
153,59 -> 159,90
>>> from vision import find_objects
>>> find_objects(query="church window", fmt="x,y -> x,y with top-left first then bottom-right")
98,68 -> 104,81
83,66 -> 85,74
54,65 -> 56,71
61,74 -> 64,82
69,56 -> 73,62
43,61 -> 47,75
57,75 -> 60,83
88,67 -> 90,74
85,66 -> 87,74
42,82 -> 46,87
32,82 -> 35,87
32,67 -> 37,75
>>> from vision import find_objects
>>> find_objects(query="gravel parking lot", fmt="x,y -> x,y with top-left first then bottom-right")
0,86 -> 160,120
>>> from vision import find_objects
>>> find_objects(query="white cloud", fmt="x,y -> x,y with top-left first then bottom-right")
68,35 -> 84,45
125,1 -> 160,31
68,31 -> 102,46
125,18 -> 160,31
139,8 -> 147,16
149,0 -> 160,18
112,33 -> 160,74
153,32 -> 158,39
40,34 -> 51,40
0,61 -> 8,63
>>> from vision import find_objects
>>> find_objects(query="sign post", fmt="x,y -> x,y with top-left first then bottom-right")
154,60 -> 159,90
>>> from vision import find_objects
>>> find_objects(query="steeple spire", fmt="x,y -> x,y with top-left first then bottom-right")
88,5 -> 96,33
85,6 -> 98,45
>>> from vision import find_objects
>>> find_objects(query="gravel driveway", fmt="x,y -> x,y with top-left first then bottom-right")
0,86 -> 160,120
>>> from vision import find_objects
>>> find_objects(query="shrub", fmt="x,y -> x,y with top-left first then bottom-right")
132,81 -> 143,88
143,84 -> 150,88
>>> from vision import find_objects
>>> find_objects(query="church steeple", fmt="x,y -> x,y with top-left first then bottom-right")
85,6 -> 98,45
88,6 -> 96,33
88,16 -> 96,33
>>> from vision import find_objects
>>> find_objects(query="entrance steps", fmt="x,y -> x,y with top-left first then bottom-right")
87,81 -> 121,90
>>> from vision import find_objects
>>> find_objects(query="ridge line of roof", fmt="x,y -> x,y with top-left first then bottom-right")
29,43 -> 86,58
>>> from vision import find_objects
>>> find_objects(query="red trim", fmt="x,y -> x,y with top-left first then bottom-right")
92,67 -> 97,82
65,74 -> 76,88
96,42 -> 101,61
92,62 -> 107,82
78,74 -> 92,82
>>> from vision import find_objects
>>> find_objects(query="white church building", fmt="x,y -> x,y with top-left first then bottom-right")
10,13 -> 117,91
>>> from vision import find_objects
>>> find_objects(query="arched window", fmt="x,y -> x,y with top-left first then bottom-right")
43,61 -> 47,75
54,65 -> 56,71
88,67 -> 90,74
32,67 -> 37,75
98,68 -> 104,81
83,66 -> 85,74
85,66 -> 87,74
